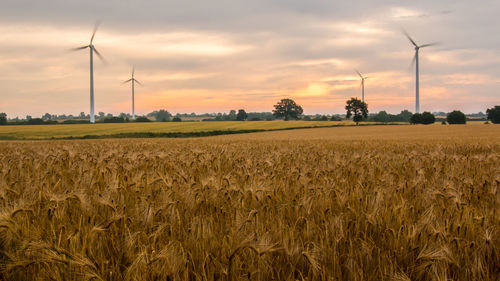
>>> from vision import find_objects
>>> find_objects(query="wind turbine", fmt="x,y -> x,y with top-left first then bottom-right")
71,22 -> 105,123
404,30 -> 437,114
122,67 -> 142,120
355,70 -> 370,103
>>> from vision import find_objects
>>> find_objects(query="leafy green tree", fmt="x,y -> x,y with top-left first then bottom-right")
410,113 -> 423,124
372,111 -> 391,122
398,110 -> 413,122
0,113 -> 7,125
236,109 -> 248,121
345,98 -> 368,124
172,116 -> 182,122
447,110 -> 466,124
421,112 -> 436,124
486,106 -> 500,124
273,99 -> 304,121
411,112 -> 435,124
228,110 -> 237,120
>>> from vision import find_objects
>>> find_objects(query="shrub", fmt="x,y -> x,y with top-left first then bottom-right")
172,117 -> 182,122
27,118 -> 45,125
447,110 -> 466,124
103,117 -> 126,123
135,116 -> 151,122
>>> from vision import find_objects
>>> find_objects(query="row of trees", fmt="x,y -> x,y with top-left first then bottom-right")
1,104 -> 499,125
271,98 -> 500,124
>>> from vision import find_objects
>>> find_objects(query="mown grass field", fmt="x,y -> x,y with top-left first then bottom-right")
0,124 -> 499,280
0,121 -> 354,140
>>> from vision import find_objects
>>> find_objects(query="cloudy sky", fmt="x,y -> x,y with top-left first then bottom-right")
0,0 -> 498,117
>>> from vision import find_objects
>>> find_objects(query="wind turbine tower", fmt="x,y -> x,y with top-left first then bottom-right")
123,67 -> 142,120
404,31 -> 437,114
355,70 -> 370,103
71,23 -> 105,123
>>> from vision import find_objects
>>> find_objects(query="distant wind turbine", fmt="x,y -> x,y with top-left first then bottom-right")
122,67 -> 142,120
70,22 -> 105,123
403,30 -> 438,114
355,70 -> 371,103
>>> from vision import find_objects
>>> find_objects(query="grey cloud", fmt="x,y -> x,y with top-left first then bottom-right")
1,0 -> 499,116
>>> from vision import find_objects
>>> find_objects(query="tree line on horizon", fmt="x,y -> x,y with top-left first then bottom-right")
1,101 -> 499,125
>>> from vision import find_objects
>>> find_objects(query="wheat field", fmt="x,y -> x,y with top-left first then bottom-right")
0,121 -> 353,140
0,125 -> 499,280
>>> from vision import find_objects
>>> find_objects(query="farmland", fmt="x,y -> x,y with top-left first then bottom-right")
0,124 -> 499,280
0,121 -> 354,140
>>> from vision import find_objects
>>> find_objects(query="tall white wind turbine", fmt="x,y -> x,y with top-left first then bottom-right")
71,22 -> 105,123
404,30 -> 437,114
123,67 -> 142,120
355,70 -> 371,103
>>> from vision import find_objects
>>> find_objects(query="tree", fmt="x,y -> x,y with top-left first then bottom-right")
372,111 -> 391,123
172,117 -> 182,122
398,110 -> 413,122
26,115 -> 32,120
447,110 -> 466,124
345,98 -> 368,124
410,113 -> 423,124
273,98 -> 303,120
0,113 -> 7,125
228,110 -> 237,121
486,106 -> 500,124
236,109 -> 248,121
42,113 -> 52,120
98,112 -> 105,119
421,112 -> 436,124
148,110 -> 171,122
330,115 -> 341,121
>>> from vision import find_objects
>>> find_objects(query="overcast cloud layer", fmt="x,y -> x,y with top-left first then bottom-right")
0,0 -> 499,117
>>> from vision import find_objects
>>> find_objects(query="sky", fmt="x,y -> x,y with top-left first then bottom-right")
0,0 -> 499,117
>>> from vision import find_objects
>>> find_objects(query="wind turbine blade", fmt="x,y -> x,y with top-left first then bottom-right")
93,47 -> 107,64
68,46 -> 89,52
132,66 -> 135,77
364,76 -> 372,80
122,78 -> 133,84
355,69 -> 362,78
134,79 -> 143,86
409,52 -> 417,72
420,42 -> 439,48
402,29 -> 418,47
90,21 -> 101,44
